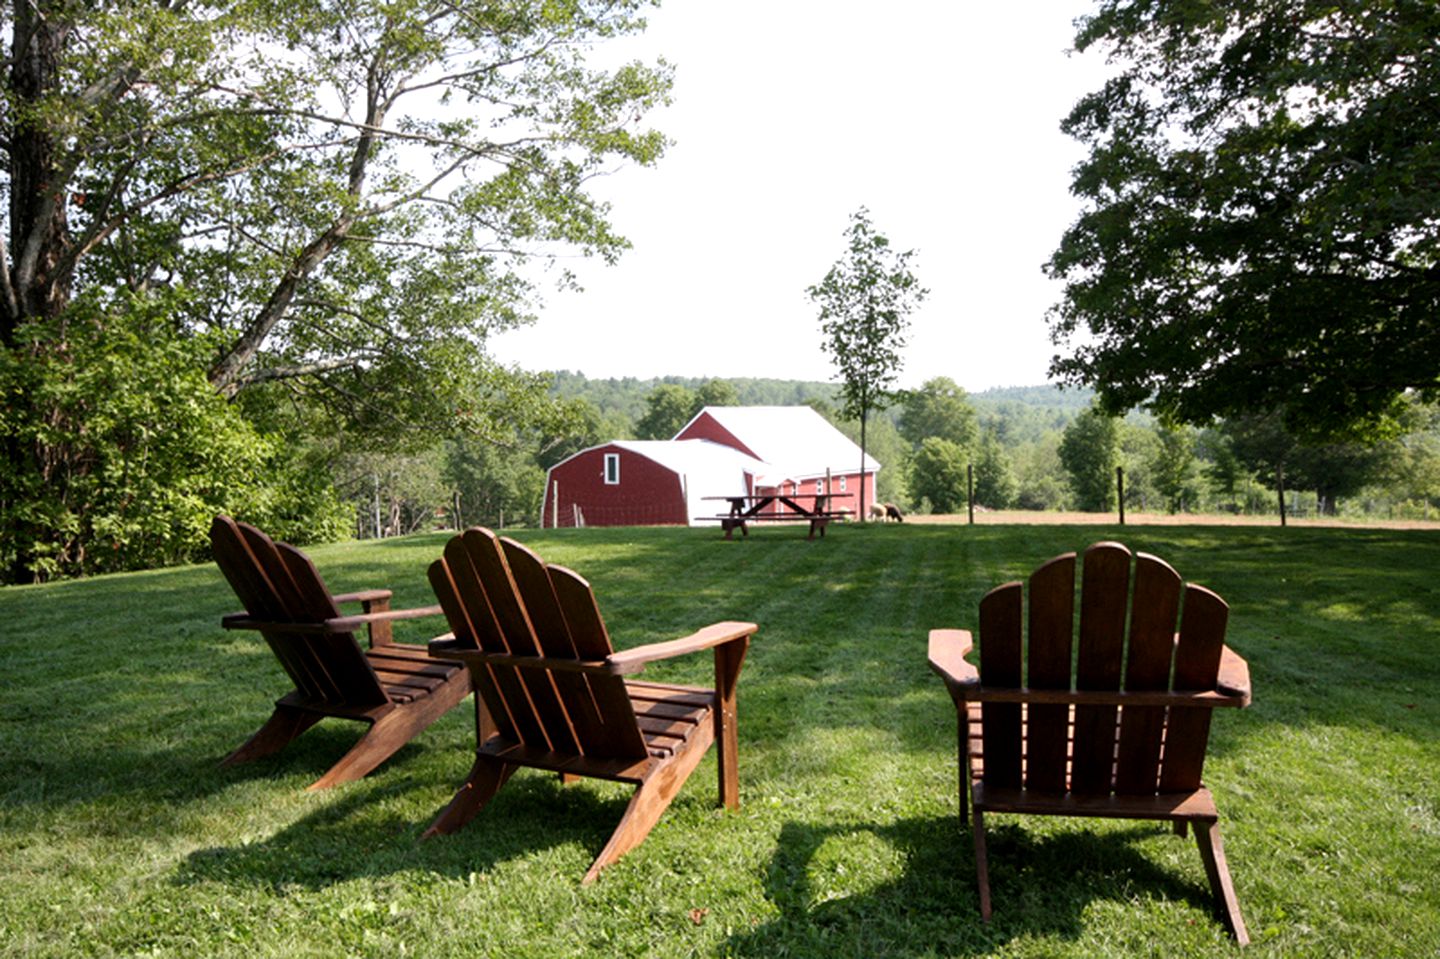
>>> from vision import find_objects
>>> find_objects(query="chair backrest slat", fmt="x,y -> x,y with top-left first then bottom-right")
1160,585 -> 1229,792
275,541 -> 389,706
213,518 -> 323,700
209,516 -> 386,709
1071,543 -> 1131,795
434,531 -> 550,748
545,564 -> 649,760
503,539 -> 646,759
427,555 -> 522,743
1024,554 -> 1075,794
460,530 -> 580,755
977,582 -> 1024,790
1114,554 -> 1181,794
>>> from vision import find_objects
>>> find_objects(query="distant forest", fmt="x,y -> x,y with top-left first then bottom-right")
340,371 -> 1440,540
548,371 -> 1096,445
540,372 -> 1440,525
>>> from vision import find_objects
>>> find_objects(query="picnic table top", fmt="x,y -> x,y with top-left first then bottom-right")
702,492 -> 838,501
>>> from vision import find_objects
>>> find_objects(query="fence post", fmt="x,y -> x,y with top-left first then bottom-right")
967,464 -> 975,525
1116,465 -> 1125,526
1277,466 -> 1287,527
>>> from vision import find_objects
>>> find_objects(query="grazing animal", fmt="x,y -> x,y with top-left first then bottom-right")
868,503 -> 887,521
885,502 -> 905,522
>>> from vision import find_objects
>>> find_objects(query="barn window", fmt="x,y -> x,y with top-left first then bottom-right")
839,476 -> 848,492
816,479 -> 825,494
604,453 -> 620,485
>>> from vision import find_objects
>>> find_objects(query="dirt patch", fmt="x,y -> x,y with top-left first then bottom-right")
900,510 -> 1440,531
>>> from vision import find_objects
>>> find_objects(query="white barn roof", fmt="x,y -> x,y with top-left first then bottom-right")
676,405 -> 880,482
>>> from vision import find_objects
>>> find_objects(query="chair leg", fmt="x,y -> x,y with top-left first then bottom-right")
306,710 -> 410,791
222,705 -> 322,767
423,755 -> 516,838
307,676 -> 470,791
583,728 -> 713,884
973,807 -> 993,922
714,639 -> 748,811
1193,819 -> 1249,945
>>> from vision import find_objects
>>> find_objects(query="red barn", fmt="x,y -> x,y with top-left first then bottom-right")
542,406 -> 880,528
542,439 -> 765,528
675,405 -> 879,519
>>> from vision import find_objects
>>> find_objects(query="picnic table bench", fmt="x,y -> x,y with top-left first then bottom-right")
702,493 -> 846,540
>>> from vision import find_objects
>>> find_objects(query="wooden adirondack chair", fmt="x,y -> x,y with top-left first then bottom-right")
422,526 -> 756,883
927,542 -> 1253,943
211,515 -> 470,790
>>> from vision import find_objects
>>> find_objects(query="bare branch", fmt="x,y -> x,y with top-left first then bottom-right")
229,355 -> 367,389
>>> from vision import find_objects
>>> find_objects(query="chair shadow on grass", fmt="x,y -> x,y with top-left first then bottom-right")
721,817 -> 1228,957
175,767 -> 641,890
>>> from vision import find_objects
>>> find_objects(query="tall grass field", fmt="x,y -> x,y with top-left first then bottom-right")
2,524 -> 1437,957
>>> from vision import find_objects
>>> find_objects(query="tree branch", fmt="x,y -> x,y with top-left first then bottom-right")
228,355 -> 367,389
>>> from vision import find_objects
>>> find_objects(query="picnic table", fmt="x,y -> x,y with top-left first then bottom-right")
703,493 -> 846,540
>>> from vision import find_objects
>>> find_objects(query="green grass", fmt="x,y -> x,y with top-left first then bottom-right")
2,524 -> 1437,957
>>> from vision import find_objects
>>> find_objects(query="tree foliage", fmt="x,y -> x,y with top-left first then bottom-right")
1059,405 -> 1120,511
1222,410 -> 1395,514
635,383 -> 697,440
973,430 -> 1017,510
809,207 -> 926,518
907,437 -> 967,514
1,0 -> 671,580
898,376 -> 979,452
1151,422 -> 1200,514
1047,1 -> 1440,439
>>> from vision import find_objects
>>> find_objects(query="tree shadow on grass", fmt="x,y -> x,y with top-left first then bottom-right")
174,768 -> 639,891
722,817 -> 1232,958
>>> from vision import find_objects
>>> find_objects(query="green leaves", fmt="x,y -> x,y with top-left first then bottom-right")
1049,0 -> 1440,440
809,208 -> 927,424
2,0 -> 674,580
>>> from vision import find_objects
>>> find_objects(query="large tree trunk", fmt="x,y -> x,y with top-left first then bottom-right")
4,3 -> 74,582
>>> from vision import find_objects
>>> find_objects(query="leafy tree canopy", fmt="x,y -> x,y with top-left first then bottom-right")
1059,405 -> 1121,511
1221,409 -> 1396,513
973,430 -> 1017,510
635,383 -> 696,440
1,0 -> 671,580
908,437 -> 967,514
1047,1 -> 1440,439
898,376 -> 979,452
809,207 -> 926,517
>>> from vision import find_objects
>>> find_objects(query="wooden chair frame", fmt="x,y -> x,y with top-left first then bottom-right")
211,516 -> 469,791
421,526 -> 756,883
928,542 -> 1253,944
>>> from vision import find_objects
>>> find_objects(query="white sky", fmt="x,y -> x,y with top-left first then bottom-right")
491,1 -> 1115,393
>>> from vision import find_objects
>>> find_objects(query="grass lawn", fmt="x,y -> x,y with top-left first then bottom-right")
2,523 -> 1437,957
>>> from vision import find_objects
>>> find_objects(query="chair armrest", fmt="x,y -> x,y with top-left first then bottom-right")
927,628 -> 979,689
448,649 -> 618,676
605,621 -> 758,675
332,589 -> 393,606
332,589 -> 395,644
1216,645 -> 1252,706
220,604 -> 445,636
